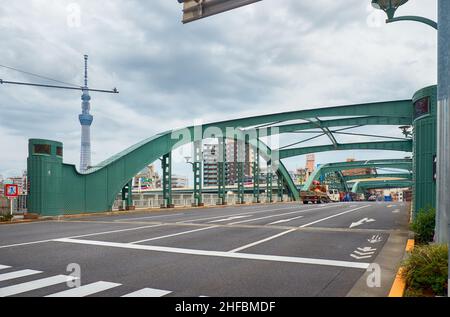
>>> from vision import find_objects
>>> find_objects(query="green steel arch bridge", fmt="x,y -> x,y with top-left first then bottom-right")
26,86 -> 437,216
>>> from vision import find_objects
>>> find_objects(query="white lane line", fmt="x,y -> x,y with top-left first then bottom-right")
46,281 -> 121,297
54,238 -> 370,270
0,224 -> 163,249
268,215 -> 304,225
176,206 -> 305,223
208,215 -> 253,223
0,265 -> 11,270
0,275 -> 76,297
115,213 -> 185,222
229,204 -> 338,225
129,226 -> 219,244
299,205 -> 370,228
0,270 -> 42,282
229,229 -> 297,253
122,288 -> 172,297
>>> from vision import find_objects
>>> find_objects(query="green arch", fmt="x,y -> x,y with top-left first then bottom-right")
27,99 -> 413,215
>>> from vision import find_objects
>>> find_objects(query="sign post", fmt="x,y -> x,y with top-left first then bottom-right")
4,184 -> 19,216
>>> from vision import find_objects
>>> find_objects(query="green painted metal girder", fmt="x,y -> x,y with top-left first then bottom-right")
302,159 -> 413,192
271,116 -> 413,134
344,173 -> 413,182
280,140 -> 412,160
207,100 -> 412,131
351,180 -> 413,194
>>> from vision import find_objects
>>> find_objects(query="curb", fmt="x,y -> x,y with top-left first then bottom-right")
388,239 -> 415,297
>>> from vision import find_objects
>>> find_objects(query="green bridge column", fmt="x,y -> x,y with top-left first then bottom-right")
278,176 -> 284,202
253,138 -> 261,203
217,138 -> 227,205
237,137 -> 245,205
412,86 -> 437,215
121,180 -> 134,210
267,161 -> 273,203
193,141 -> 204,207
161,153 -> 174,209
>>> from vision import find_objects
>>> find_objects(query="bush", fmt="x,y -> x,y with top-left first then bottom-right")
411,207 -> 436,245
0,214 -> 13,222
402,244 -> 448,297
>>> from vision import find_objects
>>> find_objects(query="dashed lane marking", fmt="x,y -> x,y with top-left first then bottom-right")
46,281 -> 121,297
129,226 -> 219,244
299,206 -> 370,228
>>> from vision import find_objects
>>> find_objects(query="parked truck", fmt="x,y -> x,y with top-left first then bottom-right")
301,181 -> 331,204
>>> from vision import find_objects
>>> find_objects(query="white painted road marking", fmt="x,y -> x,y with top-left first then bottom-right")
299,205 -> 370,228
0,224 -> 163,249
350,218 -> 376,229
229,204 -> 338,225
392,209 -> 400,214
0,270 -> 42,282
351,254 -> 372,260
209,216 -> 252,223
53,238 -> 370,270
229,229 -> 297,253
368,235 -> 383,244
122,288 -> 172,297
130,226 -> 219,244
116,213 -> 185,222
268,216 -> 304,225
176,206 -> 308,224
0,275 -> 77,297
46,281 -> 121,297
0,265 -> 11,270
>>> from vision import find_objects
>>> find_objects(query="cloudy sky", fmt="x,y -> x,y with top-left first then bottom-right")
0,0 -> 437,180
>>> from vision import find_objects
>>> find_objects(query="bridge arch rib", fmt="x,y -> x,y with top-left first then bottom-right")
27,99 -> 413,215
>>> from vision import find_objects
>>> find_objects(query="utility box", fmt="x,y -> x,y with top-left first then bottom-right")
27,139 -> 63,216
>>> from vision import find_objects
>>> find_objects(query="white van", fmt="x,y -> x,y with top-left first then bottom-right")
327,189 -> 340,202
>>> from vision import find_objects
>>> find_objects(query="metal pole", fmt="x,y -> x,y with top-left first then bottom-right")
10,198 -> 13,216
436,0 -> 450,297
436,0 -> 450,244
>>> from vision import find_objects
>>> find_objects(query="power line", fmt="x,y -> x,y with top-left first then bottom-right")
0,63 -> 80,88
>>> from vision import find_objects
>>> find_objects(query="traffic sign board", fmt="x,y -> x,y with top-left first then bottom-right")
4,184 -> 19,198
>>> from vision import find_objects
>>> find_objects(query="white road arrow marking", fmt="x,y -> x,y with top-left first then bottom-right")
350,218 -> 376,229
351,254 -> 373,260
358,247 -> 377,253
354,250 -> 376,256
209,215 -> 252,223
268,216 -> 304,225
368,235 -> 383,244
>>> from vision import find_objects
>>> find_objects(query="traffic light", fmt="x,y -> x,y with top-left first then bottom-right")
178,0 -> 262,24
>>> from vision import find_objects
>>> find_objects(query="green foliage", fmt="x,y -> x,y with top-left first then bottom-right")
411,207 -> 436,244
0,214 -> 13,222
403,244 -> 448,297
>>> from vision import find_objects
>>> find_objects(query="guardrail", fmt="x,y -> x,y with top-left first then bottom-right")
113,194 -> 293,211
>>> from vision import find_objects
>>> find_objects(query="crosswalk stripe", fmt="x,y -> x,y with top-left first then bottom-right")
0,275 -> 75,297
122,288 -> 172,297
0,270 -> 42,282
0,265 -> 11,270
46,281 -> 121,297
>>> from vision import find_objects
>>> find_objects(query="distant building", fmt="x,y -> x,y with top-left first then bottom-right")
341,158 -> 376,177
172,175 -> 189,188
203,143 -> 220,187
133,165 -> 161,191
306,154 -> 316,174
295,168 -> 308,185
226,140 -> 254,185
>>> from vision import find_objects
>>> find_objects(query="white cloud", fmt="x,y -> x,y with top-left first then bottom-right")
0,0 -> 437,177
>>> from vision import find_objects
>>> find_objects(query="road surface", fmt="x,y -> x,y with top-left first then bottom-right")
0,202 -> 410,297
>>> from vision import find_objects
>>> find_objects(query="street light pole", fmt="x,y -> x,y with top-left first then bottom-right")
436,0 -> 450,247
436,0 -> 450,297
371,0 -> 449,296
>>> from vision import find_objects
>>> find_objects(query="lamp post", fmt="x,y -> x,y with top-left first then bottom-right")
371,0 -> 450,296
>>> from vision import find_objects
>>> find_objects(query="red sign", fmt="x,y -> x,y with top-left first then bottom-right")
4,185 -> 19,198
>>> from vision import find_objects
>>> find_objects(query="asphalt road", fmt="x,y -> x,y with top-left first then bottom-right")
0,201 -> 410,297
